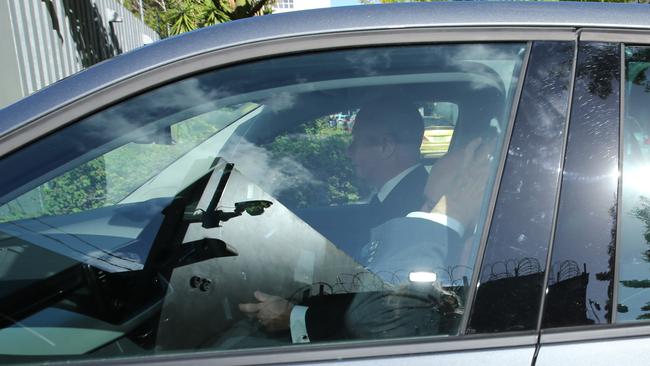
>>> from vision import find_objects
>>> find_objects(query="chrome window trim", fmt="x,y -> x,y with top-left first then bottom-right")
69,334 -> 539,366
459,40 -> 533,334
580,28 -> 650,43
0,26 -> 575,158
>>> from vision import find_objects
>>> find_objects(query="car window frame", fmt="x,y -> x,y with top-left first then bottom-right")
0,28 -> 580,365
535,29 -> 650,351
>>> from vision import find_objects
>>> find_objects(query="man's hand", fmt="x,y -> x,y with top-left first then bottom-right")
423,137 -> 494,230
238,291 -> 294,332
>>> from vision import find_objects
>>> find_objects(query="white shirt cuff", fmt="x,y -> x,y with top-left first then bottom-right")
406,211 -> 465,237
289,305 -> 310,344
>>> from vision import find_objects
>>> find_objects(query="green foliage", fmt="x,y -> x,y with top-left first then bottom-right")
124,0 -> 274,37
620,279 -> 650,288
266,118 -> 369,208
625,196 -> 650,319
40,158 -> 108,216
0,112 -> 228,222
201,0 -> 230,26
631,196 -> 650,262
168,2 -> 199,34
1,110 -> 365,221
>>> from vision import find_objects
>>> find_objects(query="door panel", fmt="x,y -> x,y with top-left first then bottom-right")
536,335 -> 650,366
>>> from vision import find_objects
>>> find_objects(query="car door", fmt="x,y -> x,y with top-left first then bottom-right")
535,30 -> 650,366
0,27 -> 577,366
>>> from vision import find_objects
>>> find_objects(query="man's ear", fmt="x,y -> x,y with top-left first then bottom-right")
378,135 -> 396,159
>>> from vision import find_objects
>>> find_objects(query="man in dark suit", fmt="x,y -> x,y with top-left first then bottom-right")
239,98 -> 431,339
333,98 -> 428,255
347,98 -> 427,224
306,137 -> 490,341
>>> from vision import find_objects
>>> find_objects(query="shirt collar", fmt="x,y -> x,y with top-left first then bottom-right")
376,164 -> 421,202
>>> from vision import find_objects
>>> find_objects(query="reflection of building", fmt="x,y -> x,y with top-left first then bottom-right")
470,258 -> 590,333
272,0 -> 332,13
545,261 -> 592,327
0,0 -> 159,108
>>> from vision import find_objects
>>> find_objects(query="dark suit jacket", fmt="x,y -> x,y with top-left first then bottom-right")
369,165 -> 429,227
346,165 -> 429,256
301,166 -> 460,341
295,165 -> 429,262
303,216 -> 462,341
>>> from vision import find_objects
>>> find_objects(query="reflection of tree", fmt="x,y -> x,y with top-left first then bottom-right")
265,118 -> 370,208
628,47 -> 650,93
629,62 -> 650,94
576,43 -> 620,99
631,196 -> 650,262
622,196 -> 650,319
592,203 -> 616,322
622,47 -> 650,318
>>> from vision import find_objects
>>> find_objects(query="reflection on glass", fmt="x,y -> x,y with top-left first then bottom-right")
468,41 -> 574,333
618,46 -> 650,322
543,42 -> 620,328
0,43 -> 525,363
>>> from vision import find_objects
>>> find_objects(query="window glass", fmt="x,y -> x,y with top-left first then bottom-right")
543,42 -> 620,328
618,46 -> 650,322
469,41 -> 574,333
0,43 -> 525,362
0,104 -> 257,222
420,102 -> 457,159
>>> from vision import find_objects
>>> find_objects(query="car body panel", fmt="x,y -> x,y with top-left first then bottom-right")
60,334 -> 538,366
537,326 -> 650,366
537,337 -> 650,366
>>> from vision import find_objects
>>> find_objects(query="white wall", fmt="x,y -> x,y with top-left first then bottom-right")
0,1 -> 23,108
1,0 -> 159,108
272,0 -> 331,13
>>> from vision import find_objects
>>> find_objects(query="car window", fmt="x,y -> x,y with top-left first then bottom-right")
0,43 -> 525,363
618,45 -> 650,323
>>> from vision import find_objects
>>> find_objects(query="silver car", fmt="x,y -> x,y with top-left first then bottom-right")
1,2 -> 650,365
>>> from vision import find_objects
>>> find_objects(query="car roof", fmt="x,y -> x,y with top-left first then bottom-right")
2,1 -> 650,136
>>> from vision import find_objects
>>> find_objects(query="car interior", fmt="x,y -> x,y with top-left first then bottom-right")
0,47 -> 520,360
